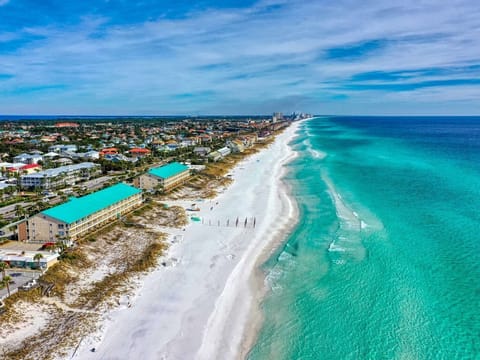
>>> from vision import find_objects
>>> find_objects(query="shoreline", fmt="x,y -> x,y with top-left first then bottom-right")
70,119 -> 308,360
196,120 -> 305,359
238,138 -> 302,359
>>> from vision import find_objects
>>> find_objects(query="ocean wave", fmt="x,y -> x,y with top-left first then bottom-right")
309,148 -> 327,159
302,138 -> 327,159
321,171 -> 368,263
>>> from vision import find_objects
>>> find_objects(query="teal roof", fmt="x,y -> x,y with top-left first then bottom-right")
148,162 -> 189,179
41,183 -> 142,224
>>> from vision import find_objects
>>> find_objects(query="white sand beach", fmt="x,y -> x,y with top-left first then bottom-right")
72,120 -> 303,360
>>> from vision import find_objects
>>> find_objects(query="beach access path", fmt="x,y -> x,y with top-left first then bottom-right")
72,120 -> 302,360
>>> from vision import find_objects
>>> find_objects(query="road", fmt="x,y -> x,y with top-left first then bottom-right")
81,175 -> 114,190
0,202 -> 31,216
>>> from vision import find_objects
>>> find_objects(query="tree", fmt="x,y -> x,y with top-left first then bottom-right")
8,225 -> 17,240
55,241 -> 67,254
33,253 -> 44,269
0,261 -> 7,280
14,204 -> 25,218
1,275 -> 11,297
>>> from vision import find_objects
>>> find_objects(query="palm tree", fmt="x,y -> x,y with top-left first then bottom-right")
0,261 -> 7,280
8,225 -> 17,240
55,241 -> 67,254
14,204 -> 25,218
33,253 -> 44,269
1,275 -> 11,296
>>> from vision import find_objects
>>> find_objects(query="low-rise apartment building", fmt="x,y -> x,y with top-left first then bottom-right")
227,140 -> 245,153
19,162 -> 100,190
134,162 -> 190,192
18,183 -> 143,243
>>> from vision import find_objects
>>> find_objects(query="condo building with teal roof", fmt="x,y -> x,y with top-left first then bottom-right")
18,183 -> 143,243
134,162 -> 190,192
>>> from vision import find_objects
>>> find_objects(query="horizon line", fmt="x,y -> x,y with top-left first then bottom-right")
1,114 -> 479,118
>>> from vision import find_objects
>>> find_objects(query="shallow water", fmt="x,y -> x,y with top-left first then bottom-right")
249,116 -> 480,359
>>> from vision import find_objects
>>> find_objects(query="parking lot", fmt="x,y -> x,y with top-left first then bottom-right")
0,270 -> 40,300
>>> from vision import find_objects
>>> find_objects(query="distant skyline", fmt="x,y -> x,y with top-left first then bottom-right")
0,0 -> 479,115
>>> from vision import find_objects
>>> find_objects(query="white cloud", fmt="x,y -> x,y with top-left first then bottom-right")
0,0 -> 479,114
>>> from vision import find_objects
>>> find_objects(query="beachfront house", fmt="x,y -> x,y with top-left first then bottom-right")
217,146 -> 231,157
193,147 -> 211,157
208,151 -> 222,162
134,162 -> 190,192
17,183 -> 143,243
227,140 -> 245,153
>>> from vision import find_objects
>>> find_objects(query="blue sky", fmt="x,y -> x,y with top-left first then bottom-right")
0,0 -> 479,115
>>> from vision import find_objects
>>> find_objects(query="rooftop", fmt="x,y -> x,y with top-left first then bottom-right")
130,148 -> 151,153
41,183 -> 142,224
148,162 -> 189,179
20,164 -> 41,170
0,249 -> 59,263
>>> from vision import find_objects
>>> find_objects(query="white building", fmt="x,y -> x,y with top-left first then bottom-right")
20,162 -> 100,190
217,146 -> 231,157
43,152 -> 59,159
48,144 -> 78,153
193,147 -> 211,157
13,153 -> 43,164
83,150 -> 100,160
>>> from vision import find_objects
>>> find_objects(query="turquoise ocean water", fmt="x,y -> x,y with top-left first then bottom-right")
249,117 -> 480,359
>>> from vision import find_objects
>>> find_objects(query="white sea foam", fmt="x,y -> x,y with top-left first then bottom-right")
320,171 -> 367,263
303,137 -> 327,159
278,251 -> 294,262
328,242 -> 346,252
265,267 -> 284,291
309,148 -> 327,159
